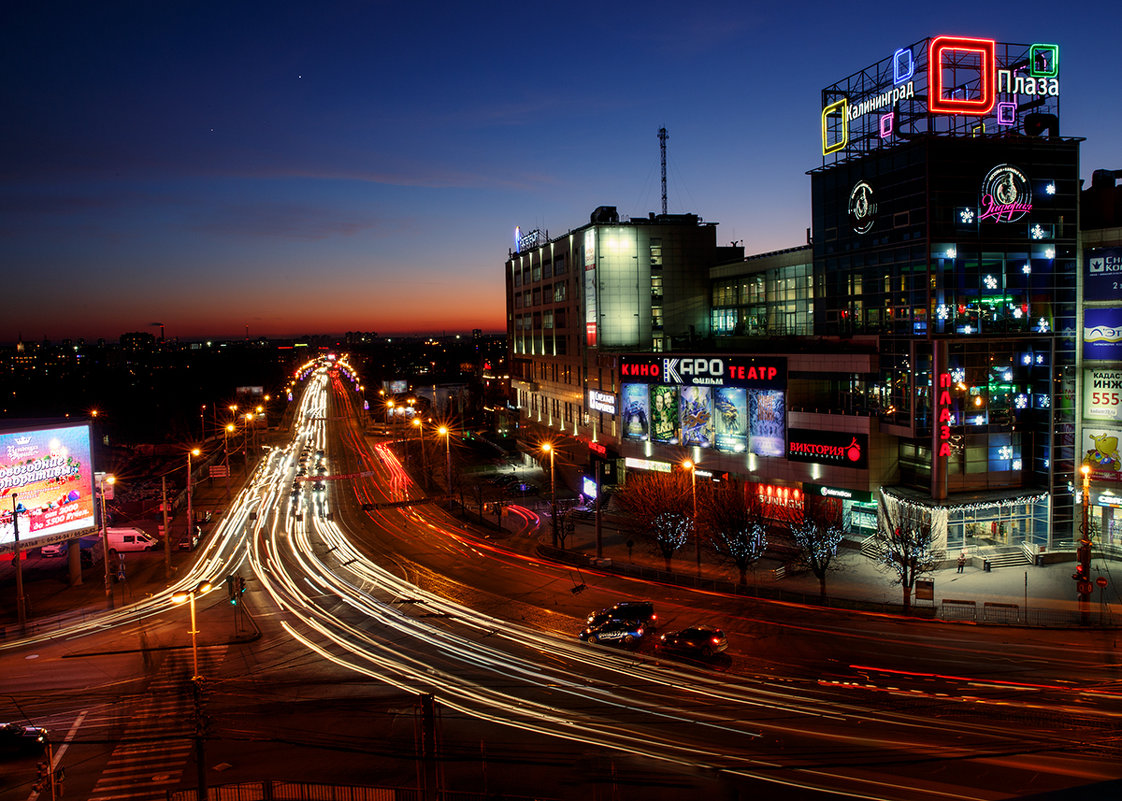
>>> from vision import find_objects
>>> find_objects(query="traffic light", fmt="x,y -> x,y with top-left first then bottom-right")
1072,563 -> 1087,582
226,574 -> 238,605
238,576 -> 246,596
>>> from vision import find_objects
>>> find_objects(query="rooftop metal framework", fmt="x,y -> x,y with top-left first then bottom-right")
819,37 -> 1062,167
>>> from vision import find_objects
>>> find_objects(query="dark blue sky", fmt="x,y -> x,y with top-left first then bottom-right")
2,1 -> 1117,342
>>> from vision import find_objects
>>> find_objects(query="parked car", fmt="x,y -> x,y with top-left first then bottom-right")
658,626 -> 729,657
39,543 -> 66,557
578,618 -> 646,648
0,723 -> 49,759
587,600 -> 658,631
105,527 -> 159,554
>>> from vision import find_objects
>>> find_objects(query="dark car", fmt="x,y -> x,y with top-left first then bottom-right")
0,723 -> 49,759
658,626 -> 729,657
587,601 -> 658,631
578,618 -> 645,648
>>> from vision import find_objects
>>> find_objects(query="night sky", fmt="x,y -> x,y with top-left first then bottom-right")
3,1 -> 1118,343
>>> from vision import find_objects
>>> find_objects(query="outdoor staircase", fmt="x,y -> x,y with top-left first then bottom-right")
980,546 -> 1035,569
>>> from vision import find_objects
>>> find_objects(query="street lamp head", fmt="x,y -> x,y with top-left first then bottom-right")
195,579 -> 213,594
682,459 -> 694,471
541,442 -> 552,454
1081,464 -> 1091,477
226,423 -> 235,433
412,418 -> 421,429
190,448 -> 201,457
171,591 -> 189,604
438,425 -> 448,436
106,475 -> 116,486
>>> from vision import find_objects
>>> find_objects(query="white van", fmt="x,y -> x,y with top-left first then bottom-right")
105,527 -> 159,554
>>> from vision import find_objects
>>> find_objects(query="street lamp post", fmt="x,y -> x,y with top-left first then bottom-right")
12,494 -> 26,632
172,579 -> 213,680
1079,464 -> 1093,625
200,405 -> 207,441
542,442 -> 557,548
98,474 -> 116,609
438,426 -> 452,509
185,446 -> 200,558
412,418 -> 427,478
683,459 -> 699,573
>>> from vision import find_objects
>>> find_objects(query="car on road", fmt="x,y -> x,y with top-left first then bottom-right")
578,618 -> 646,648
657,626 -> 729,657
0,723 -> 49,759
587,600 -> 658,631
39,543 -> 66,557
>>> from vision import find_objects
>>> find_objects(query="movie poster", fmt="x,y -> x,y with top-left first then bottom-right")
679,386 -> 713,447
714,387 -> 748,453
621,384 -> 649,440
748,389 -> 786,457
650,385 -> 679,443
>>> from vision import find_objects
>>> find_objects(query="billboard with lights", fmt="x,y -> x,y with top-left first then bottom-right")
0,420 -> 97,553
821,36 -> 1061,163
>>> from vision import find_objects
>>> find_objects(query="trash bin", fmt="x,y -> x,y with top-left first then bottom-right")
983,559 -> 991,572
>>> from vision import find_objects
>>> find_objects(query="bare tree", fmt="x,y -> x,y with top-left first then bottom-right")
787,497 -> 845,600
699,479 -> 767,587
613,472 -> 693,572
875,490 -> 937,613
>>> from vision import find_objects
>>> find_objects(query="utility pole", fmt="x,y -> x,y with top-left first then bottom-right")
658,127 -> 668,215
13,494 -> 26,633
419,693 -> 438,801
161,477 -> 171,580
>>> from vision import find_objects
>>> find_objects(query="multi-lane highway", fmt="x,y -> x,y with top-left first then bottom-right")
2,361 -> 1120,801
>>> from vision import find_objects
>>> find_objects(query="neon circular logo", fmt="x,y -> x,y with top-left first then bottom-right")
979,164 -> 1032,223
848,180 -> 876,234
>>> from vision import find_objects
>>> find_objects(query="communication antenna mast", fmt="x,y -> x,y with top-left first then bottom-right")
658,127 -> 668,215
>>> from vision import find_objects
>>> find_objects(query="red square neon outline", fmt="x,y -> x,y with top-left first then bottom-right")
928,36 -> 996,115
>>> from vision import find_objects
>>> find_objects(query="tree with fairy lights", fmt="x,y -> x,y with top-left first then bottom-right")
701,479 -> 768,587
875,490 -> 936,613
614,472 -> 693,572
787,497 -> 845,600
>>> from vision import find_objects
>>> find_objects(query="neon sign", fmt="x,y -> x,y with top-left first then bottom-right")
978,164 -> 1032,223
928,36 -> 996,115
936,372 -> 953,461
587,389 -> 616,415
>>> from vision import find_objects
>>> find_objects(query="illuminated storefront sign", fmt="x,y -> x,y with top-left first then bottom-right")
848,180 -> 876,234
514,226 -> 546,252
750,482 -> 803,518
587,389 -> 616,415
620,354 -> 786,389
1085,247 -> 1122,301
1084,369 -> 1122,421
786,429 -> 868,470
624,456 -> 672,473
804,482 -> 874,503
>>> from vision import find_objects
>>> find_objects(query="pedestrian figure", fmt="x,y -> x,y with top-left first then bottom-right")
956,552 -> 966,573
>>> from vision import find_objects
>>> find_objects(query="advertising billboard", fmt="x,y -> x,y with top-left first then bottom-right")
713,387 -> 748,454
0,421 -> 97,553
1085,247 -> 1122,302
679,386 -> 713,447
1083,427 -> 1122,483
1084,308 -> 1122,361
621,384 -> 649,441
748,389 -> 786,458
620,354 -> 786,389
650,385 -> 680,444
1084,368 -> 1122,422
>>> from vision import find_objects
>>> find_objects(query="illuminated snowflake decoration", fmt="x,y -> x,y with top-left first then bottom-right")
950,368 -> 966,384
1002,370 -> 1013,382
984,274 -> 998,290
1030,223 -> 1047,240
1036,354 -> 1045,365
1013,306 -> 1024,319
1013,459 -> 1022,471
1038,395 -> 1051,409
945,247 -> 957,259
963,325 -> 974,334
1015,394 -> 1028,409
973,414 -> 986,425
1044,248 -> 1055,259
1022,353 -> 1033,365
936,304 -> 950,320
1045,183 -> 1055,195
1036,317 -> 1050,333
999,446 -> 1013,459
1022,263 -> 1032,274
959,208 -> 975,224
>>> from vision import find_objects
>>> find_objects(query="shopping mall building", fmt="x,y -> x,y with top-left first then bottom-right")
505,36 -> 1122,560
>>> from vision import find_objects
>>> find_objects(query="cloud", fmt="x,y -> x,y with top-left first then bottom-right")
189,202 -> 380,241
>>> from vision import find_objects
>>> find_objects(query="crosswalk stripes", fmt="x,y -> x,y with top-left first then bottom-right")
87,645 -> 228,801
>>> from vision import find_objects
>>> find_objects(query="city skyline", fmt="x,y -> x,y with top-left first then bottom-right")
3,1 -> 1118,343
